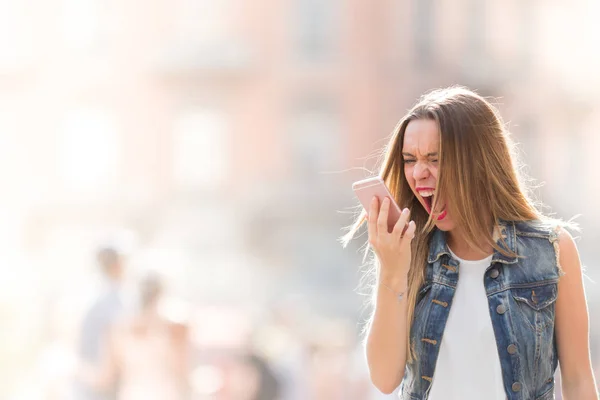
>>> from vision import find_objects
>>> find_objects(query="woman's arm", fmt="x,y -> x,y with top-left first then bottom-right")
365,280 -> 410,394
364,198 -> 416,394
555,229 -> 599,400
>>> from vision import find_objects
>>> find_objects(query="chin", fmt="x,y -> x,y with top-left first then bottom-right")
434,219 -> 454,231
432,211 -> 454,231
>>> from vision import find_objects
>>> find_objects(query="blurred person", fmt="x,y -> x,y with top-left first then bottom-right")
245,353 -> 281,400
228,352 -> 280,400
251,300 -> 311,400
74,246 -> 127,400
79,271 -> 190,400
342,87 -> 599,399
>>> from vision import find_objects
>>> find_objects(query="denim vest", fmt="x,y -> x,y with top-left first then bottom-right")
400,220 -> 561,400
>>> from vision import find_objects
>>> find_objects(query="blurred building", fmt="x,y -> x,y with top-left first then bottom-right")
0,0 -> 596,307
0,0 -> 595,293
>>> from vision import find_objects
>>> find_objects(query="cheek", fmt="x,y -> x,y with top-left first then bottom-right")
404,171 -> 415,190
404,166 -> 414,182
404,168 -> 418,194
429,166 -> 439,180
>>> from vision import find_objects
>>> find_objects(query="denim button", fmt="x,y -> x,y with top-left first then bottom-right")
489,268 -> 500,278
507,344 -> 517,354
496,304 -> 507,314
512,382 -> 522,392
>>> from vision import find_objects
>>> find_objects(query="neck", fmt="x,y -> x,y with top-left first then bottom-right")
446,227 -> 494,261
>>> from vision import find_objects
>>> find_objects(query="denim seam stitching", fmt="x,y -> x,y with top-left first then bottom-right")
516,231 -> 551,239
533,315 -> 542,385
486,279 -> 559,296
430,279 -> 456,289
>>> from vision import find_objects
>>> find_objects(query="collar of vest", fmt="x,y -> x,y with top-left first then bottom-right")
427,219 -> 518,265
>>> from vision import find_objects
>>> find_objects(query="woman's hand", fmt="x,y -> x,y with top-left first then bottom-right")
367,196 -> 416,290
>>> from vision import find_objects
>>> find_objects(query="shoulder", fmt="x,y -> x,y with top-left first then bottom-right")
518,220 -> 582,276
512,219 -> 557,238
555,226 -> 577,251
555,227 -> 581,276
512,218 -> 579,247
508,219 -> 580,277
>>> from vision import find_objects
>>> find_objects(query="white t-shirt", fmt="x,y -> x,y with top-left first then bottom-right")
428,248 -> 506,400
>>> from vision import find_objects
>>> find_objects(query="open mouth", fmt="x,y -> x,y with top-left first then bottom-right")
420,192 -> 448,221
423,195 -> 433,213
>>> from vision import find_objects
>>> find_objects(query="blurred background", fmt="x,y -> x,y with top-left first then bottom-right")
0,0 -> 599,399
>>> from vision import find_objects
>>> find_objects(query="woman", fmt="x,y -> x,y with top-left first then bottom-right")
342,87 -> 598,399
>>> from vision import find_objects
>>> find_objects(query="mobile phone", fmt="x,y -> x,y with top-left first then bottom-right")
352,176 -> 402,231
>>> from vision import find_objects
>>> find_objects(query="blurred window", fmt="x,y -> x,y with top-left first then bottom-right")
294,0 -> 338,62
173,109 -> 229,188
59,108 -> 120,194
0,110 -> 21,198
0,1 -> 34,70
61,0 -> 118,51
288,99 -> 340,178
174,0 -> 233,47
466,0 -> 486,61
518,0 -> 533,71
0,110 -> 18,172
414,0 -> 434,68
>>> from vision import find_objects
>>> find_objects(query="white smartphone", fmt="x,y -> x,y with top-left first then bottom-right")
352,176 -> 402,231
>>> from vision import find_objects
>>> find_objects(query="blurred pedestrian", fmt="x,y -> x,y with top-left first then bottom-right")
79,271 -> 190,400
74,246 -> 127,400
243,352 -> 281,400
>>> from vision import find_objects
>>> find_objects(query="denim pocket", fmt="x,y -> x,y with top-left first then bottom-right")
512,283 -> 558,330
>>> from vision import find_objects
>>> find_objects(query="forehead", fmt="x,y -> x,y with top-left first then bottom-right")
402,119 -> 440,154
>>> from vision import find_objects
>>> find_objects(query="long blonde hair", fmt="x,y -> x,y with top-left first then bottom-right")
341,86 -> 550,361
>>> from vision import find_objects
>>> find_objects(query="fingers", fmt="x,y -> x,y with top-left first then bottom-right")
377,197 -> 390,234
392,208 -> 417,249
400,220 -> 417,251
392,208 -> 410,237
368,196 -> 379,240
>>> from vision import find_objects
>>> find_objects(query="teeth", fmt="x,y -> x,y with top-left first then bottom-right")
419,190 -> 435,197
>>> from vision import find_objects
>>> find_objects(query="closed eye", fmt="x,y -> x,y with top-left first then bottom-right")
404,159 -> 416,164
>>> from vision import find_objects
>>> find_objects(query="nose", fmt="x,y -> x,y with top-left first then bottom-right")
413,161 -> 431,181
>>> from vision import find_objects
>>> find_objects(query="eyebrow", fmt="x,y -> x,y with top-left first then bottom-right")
402,152 -> 438,157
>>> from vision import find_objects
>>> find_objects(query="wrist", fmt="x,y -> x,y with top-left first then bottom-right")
379,273 -> 408,293
378,282 -> 406,303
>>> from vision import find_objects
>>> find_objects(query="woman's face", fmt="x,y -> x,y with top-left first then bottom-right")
402,118 -> 455,231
